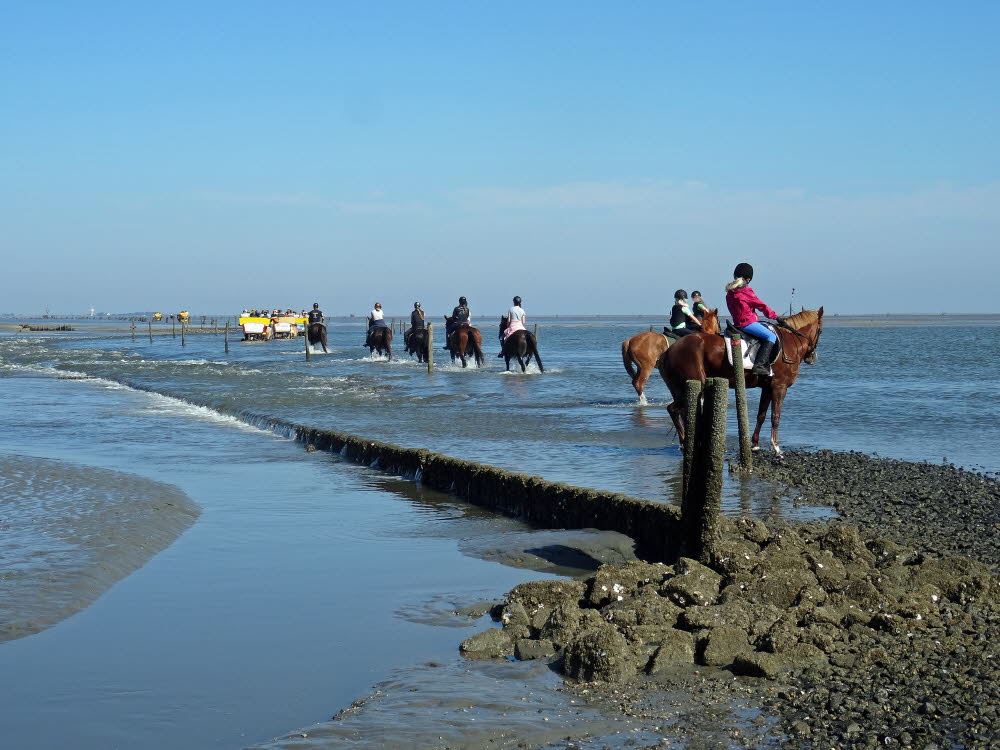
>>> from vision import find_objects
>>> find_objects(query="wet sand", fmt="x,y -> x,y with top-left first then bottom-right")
0,454 -> 200,642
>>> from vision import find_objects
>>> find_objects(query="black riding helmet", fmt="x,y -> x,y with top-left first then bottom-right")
459,296 -> 467,306
513,296 -> 522,306
692,290 -> 702,298
674,289 -> 687,301
734,263 -> 753,281
313,302 -> 319,309
414,302 -> 421,308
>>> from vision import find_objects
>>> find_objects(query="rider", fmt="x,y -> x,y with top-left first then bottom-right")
366,302 -> 386,346
406,302 -> 425,348
498,295 -> 526,356
307,302 -> 324,325
725,262 -> 780,376
691,291 -> 709,323
670,290 -> 703,337
445,296 -> 470,349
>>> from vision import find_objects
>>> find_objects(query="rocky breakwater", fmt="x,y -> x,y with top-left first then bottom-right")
461,516 -> 1000,748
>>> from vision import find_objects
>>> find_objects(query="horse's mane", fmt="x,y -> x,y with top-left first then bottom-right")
782,309 -> 819,329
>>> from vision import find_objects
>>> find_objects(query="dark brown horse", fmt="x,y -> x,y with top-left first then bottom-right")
307,322 -> 328,353
405,327 -> 429,363
444,316 -> 484,368
622,308 -> 719,404
657,308 -> 824,456
498,316 -> 544,373
367,326 -> 393,360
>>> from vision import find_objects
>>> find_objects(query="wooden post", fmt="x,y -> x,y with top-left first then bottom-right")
649,324 -> 654,332
730,333 -> 753,472
131,318 -> 135,342
681,379 -> 703,499
426,323 -> 434,373
681,377 -> 727,563
224,320 -> 229,353
148,319 -> 153,343
533,323 -> 539,340
181,322 -> 186,346
305,322 -> 311,362
213,318 -> 217,334
172,317 -> 176,338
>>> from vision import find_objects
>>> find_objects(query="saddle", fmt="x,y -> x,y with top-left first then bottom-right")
724,322 -> 782,371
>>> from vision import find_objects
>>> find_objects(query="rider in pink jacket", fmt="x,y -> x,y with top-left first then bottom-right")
725,262 -> 780,376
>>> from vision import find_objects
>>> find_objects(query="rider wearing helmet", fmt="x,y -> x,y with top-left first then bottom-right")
725,262 -> 780,376
365,301 -> 386,346
670,289 -> 702,337
445,296 -> 470,349
307,302 -> 323,324
405,301 -> 425,349
691,291 -> 708,322
498,295 -> 526,356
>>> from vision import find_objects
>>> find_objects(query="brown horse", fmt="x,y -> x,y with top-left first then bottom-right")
657,308 -> 824,456
444,316 -> 484,368
307,322 -> 328,353
367,326 -> 393,360
405,327 -> 429,363
622,308 -> 719,404
499,316 -> 544,373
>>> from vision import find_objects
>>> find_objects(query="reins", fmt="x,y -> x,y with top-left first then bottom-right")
776,321 -> 819,364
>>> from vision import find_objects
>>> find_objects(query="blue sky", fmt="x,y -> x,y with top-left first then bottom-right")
3,2 -> 998,315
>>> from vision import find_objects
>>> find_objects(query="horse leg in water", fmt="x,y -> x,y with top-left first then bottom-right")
457,332 -> 468,368
767,384 -> 787,456
751,388 -> 773,452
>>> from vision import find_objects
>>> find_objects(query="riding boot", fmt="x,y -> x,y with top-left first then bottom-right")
750,341 -> 775,376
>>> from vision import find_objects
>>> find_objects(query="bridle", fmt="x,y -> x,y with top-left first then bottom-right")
777,320 -> 822,364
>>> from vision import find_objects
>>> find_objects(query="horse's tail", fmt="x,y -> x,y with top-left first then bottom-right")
469,331 -> 485,366
621,340 -> 637,379
528,333 -> 544,372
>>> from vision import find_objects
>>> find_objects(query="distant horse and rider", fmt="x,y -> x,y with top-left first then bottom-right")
622,307 -> 719,403
498,315 -> 543,372
365,302 -> 393,360
306,302 -> 328,353
443,295 -> 484,368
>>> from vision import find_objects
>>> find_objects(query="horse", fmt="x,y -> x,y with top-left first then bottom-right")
367,325 -> 393,360
622,308 -> 719,404
404,327 -> 429,363
657,308 -> 824,456
444,316 -> 484,368
498,316 -> 544,373
307,322 -> 328,353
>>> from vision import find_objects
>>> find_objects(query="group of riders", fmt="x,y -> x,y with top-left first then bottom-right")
304,260 -> 781,373
357,295 -> 527,358
242,307 -> 303,319
671,262 -> 783,376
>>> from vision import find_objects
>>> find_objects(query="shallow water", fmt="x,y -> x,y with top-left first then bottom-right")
1,316 -> 997,748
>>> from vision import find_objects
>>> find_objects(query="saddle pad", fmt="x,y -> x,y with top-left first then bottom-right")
724,334 -> 776,375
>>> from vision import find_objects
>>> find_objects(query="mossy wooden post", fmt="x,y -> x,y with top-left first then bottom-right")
680,379 -> 702,499
681,377 -> 727,563
304,322 -> 311,362
729,333 -> 753,472
224,320 -> 229,353
148,319 -> 153,343
181,321 -> 186,346
533,323 -> 539,341
131,318 -> 135,342
426,323 -> 434,373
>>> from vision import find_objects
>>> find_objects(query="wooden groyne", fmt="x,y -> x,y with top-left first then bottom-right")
291,424 -> 683,562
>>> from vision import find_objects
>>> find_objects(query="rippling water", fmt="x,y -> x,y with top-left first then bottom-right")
1,316 -> 997,748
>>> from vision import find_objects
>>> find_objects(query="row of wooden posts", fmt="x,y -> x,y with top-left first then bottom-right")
679,332 -> 754,564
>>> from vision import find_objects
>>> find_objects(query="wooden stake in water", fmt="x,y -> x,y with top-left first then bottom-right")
224,320 -> 230,353
181,322 -> 186,346
533,323 -> 539,340
172,317 -> 176,338
148,319 -> 153,343
131,318 -> 135,342
305,322 -> 311,362
426,323 -> 434,373
729,333 -> 753,472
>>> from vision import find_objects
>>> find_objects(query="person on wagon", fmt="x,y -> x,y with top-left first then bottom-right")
725,262 -> 780,376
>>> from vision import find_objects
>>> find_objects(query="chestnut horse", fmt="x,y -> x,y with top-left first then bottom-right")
498,316 -> 544,373
444,316 -> 484,368
622,308 -> 719,404
657,308 -> 824,456
368,326 -> 393,360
